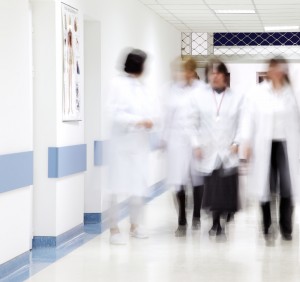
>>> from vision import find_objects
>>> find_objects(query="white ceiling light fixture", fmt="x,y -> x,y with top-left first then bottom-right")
214,10 -> 256,14
264,26 -> 299,31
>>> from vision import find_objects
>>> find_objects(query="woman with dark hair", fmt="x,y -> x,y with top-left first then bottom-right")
107,49 -> 157,245
242,57 -> 300,242
191,59 -> 243,237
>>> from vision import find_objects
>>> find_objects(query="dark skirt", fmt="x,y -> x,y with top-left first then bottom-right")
202,167 -> 239,212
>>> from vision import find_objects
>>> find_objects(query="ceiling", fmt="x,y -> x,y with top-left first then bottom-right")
138,0 -> 300,32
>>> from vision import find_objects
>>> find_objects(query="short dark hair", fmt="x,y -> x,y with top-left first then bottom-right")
124,49 -> 147,75
205,59 -> 229,85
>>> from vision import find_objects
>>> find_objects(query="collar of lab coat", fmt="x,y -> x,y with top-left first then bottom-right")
124,73 -> 143,86
210,86 -> 232,96
262,80 -> 291,95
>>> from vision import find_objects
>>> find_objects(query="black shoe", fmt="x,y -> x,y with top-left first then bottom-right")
282,233 -> 292,241
209,224 -> 220,236
216,225 -> 225,236
192,218 -> 201,230
263,226 -> 275,244
175,225 -> 187,237
226,213 -> 234,223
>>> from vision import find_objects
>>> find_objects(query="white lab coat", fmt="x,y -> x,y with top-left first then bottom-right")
107,75 -> 156,197
162,80 -> 205,187
191,85 -> 244,174
241,81 -> 300,202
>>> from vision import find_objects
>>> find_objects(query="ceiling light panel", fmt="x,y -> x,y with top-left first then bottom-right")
138,0 -> 157,4
217,14 -> 259,20
215,10 -> 256,14
209,4 -> 255,9
255,4 -> 300,10
264,25 -> 299,31
173,13 -> 218,19
205,0 -> 253,4
254,0 -> 300,3
157,0 -> 205,4
162,4 -> 208,9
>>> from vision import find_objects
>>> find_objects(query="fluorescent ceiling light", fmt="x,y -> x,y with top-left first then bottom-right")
264,26 -> 299,31
215,10 -> 255,14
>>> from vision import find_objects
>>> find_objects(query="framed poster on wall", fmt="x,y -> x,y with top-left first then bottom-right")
257,72 -> 268,84
62,3 -> 82,121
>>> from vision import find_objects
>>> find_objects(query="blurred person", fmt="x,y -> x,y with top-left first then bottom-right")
162,58 -> 205,237
191,60 -> 243,237
107,49 -> 157,245
242,57 -> 300,241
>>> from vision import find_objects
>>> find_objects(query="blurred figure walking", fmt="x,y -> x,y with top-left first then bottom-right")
107,49 -> 157,245
191,60 -> 243,237
162,58 -> 205,237
242,57 -> 300,241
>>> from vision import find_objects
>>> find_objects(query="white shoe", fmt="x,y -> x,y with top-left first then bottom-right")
130,227 -> 149,239
110,233 -> 128,245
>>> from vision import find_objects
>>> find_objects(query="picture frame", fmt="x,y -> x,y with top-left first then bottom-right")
257,72 -> 268,84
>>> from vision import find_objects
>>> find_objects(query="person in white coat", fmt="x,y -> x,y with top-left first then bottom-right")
162,58 -> 205,237
191,60 -> 243,237
107,49 -> 156,245
242,57 -> 300,241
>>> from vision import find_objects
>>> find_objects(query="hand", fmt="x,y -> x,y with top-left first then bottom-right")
230,144 -> 239,155
143,120 -> 153,129
194,148 -> 203,160
244,145 -> 252,162
137,120 -> 153,129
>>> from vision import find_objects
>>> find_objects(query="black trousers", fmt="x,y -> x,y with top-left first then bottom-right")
177,185 -> 204,226
261,141 -> 293,235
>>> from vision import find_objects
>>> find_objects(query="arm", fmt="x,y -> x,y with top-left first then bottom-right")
108,80 -> 145,131
188,92 -> 204,159
240,90 -> 256,160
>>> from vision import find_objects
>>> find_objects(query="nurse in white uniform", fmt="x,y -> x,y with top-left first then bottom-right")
162,59 -> 205,237
107,49 -> 156,245
191,60 -> 243,237
242,57 -> 300,241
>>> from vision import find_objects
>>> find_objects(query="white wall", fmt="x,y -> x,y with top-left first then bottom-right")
0,0 -> 33,264
0,0 -> 33,154
227,63 -> 268,94
84,21 -> 102,213
82,0 -> 181,213
0,188 -> 32,264
32,0 -> 85,236
0,0 -> 180,267
32,0 -> 180,234
55,0 -> 85,235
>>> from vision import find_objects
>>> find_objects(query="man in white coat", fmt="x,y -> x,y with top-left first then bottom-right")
107,49 -> 156,245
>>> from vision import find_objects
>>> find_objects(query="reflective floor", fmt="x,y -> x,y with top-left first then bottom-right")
26,191 -> 300,282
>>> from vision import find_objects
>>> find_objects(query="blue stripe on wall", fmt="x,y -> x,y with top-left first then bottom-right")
32,224 -> 84,248
0,251 -> 30,280
0,151 -> 33,193
48,144 -> 87,178
2,180 -> 166,281
94,141 -> 104,166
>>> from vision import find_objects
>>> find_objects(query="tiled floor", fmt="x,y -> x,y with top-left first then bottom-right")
26,191 -> 300,282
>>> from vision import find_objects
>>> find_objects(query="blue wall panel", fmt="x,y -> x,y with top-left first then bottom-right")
48,144 -> 87,178
0,151 -> 33,193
